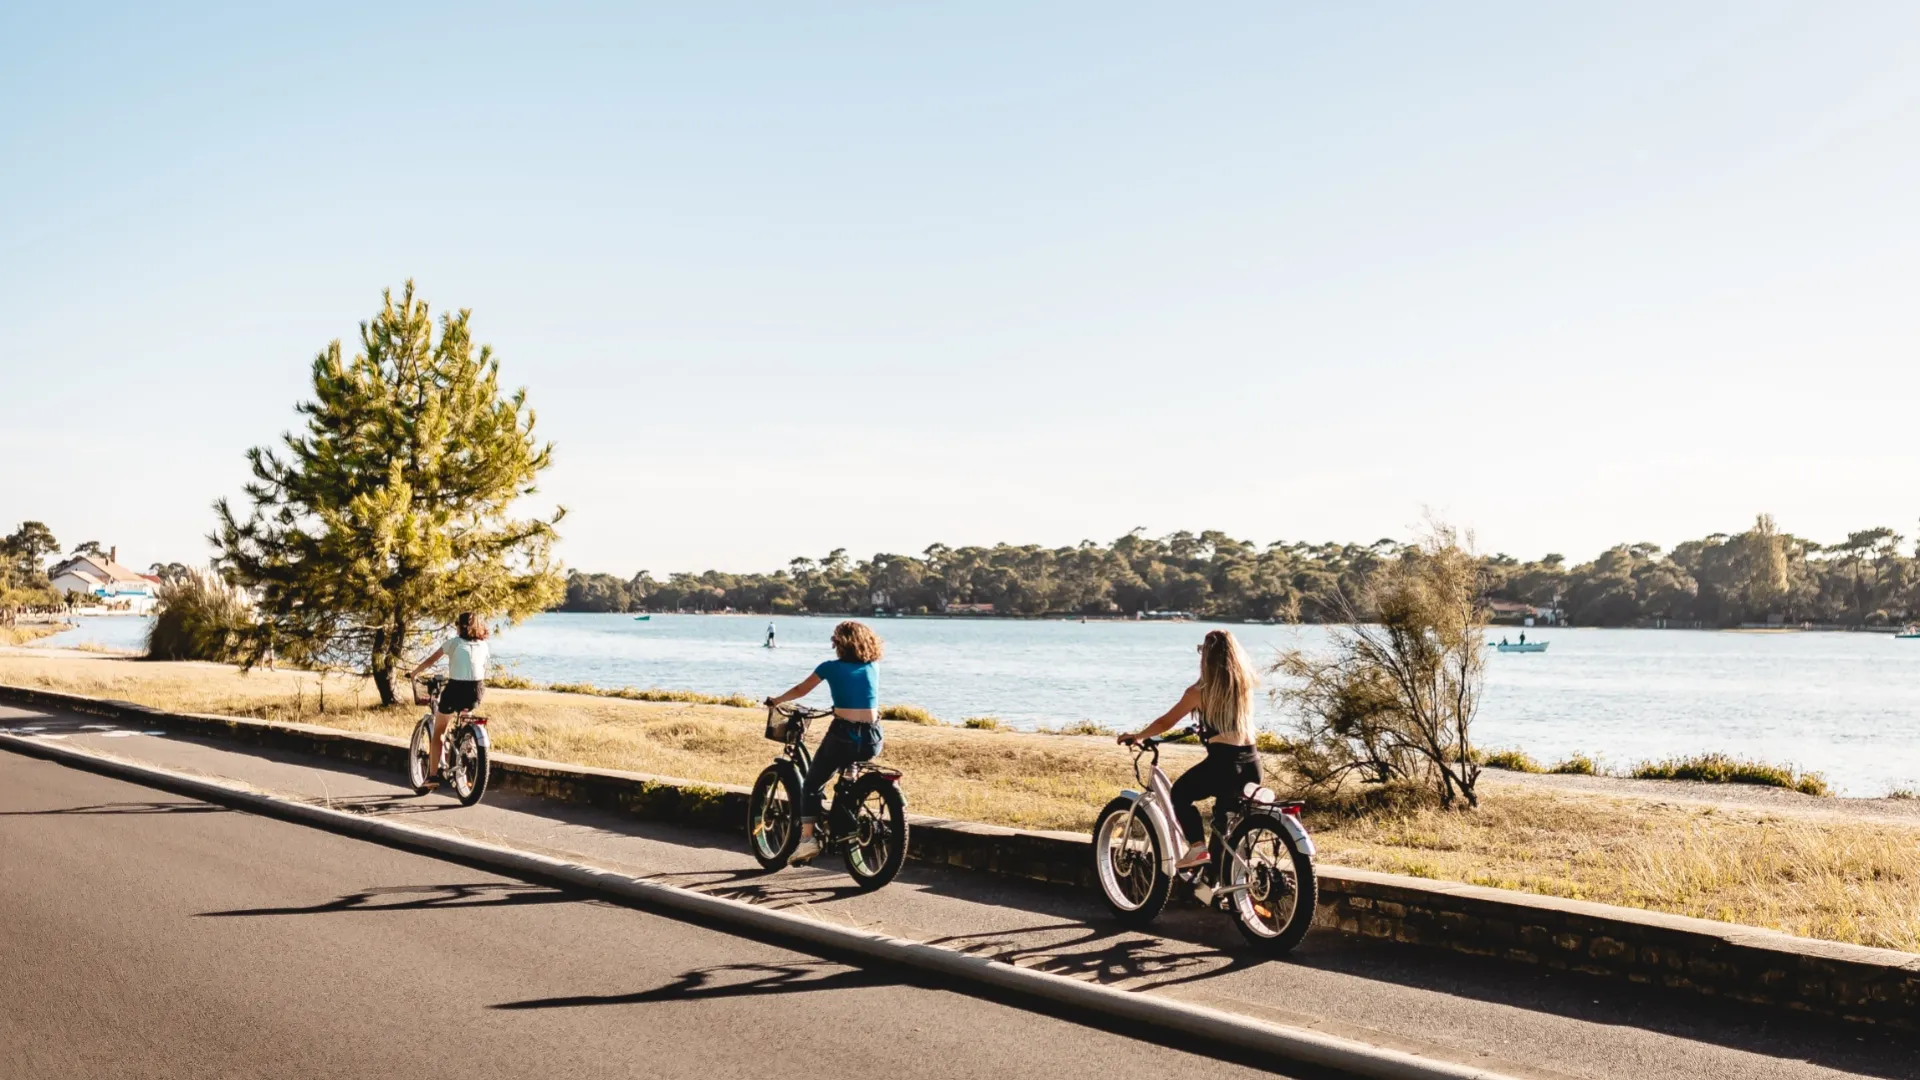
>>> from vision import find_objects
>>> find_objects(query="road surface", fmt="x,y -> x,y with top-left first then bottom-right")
2,702 -> 1914,1080
0,750 -> 1299,1079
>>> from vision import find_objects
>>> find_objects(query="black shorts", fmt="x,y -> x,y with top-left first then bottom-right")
438,679 -> 485,714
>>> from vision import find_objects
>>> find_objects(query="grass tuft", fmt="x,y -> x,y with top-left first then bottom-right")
1550,753 -> 1601,776
1630,753 -> 1830,797
880,704 -> 942,725
962,716 -> 1003,730
1041,720 -> 1115,737
1482,748 -> 1544,773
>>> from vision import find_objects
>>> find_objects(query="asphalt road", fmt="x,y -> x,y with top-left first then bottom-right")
3,701 -> 1915,1080
0,751 -> 1290,1080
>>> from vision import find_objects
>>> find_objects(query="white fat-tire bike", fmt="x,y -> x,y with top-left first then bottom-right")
407,676 -> 491,807
1093,729 -> 1317,954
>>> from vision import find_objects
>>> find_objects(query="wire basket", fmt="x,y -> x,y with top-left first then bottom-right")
410,678 -> 439,707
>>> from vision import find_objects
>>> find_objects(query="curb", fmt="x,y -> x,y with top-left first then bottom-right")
0,731 -> 1516,1080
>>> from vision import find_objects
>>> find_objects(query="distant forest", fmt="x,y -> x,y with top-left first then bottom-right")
557,516 -> 1920,628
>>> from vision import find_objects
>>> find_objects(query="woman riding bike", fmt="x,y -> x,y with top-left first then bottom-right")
406,611 -> 490,788
763,620 -> 886,866
1118,629 -> 1260,870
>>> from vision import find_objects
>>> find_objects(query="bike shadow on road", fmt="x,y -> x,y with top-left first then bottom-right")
195,881 -> 581,919
0,798 -> 229,816
489,958 -> 896,1011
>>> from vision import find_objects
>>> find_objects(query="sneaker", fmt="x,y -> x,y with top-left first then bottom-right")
1175,841 -> 1210,869
789,835 -> 826,866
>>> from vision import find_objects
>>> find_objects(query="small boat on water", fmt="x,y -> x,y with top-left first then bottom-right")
1897,626 -> 1920,639
632,615 -> 652,622
1492,641 -> 1549,653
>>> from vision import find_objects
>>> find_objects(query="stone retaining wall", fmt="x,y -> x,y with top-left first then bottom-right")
4,682 -> 1915,1030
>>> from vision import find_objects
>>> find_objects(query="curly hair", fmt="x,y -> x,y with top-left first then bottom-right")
831,620 -> 883,664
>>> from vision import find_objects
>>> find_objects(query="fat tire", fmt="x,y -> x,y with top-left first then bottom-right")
451,727 -> 490,807
1225,813 -> 1317,955
1092,796 -> 1172,927
841,775 -> 908,892
748,766 -> 804,870
407,718 -> 433,795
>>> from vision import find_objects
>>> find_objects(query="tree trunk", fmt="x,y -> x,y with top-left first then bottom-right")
372,664 -> 397,707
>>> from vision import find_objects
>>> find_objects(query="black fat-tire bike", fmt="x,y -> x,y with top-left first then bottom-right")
406,676 -> 491,807
748,703 -> 908,891
1092,728 -> 1318,954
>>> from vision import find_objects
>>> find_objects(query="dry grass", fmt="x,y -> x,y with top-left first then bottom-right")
4,652 -> 1917,952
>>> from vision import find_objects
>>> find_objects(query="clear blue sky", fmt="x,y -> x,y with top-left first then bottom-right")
4,3 -> 1917,575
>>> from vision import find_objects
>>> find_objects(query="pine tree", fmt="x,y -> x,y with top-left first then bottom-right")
215,282 -> 564,704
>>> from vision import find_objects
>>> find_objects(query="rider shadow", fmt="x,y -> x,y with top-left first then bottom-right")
0,799 -> 229,816
196,881 -> 577,919
489,959 -> 897,1011
924,920 -> 1258,993
313,792 -> 460,816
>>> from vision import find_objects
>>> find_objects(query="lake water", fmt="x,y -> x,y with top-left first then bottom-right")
32,613 -> 1920,797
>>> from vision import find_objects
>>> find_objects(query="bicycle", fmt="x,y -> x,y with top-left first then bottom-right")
747,703 -> 908,891
406,676 -> 491,807
1091,728 -> 1317,953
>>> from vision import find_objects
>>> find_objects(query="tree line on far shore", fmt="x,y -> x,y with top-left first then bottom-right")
557,514 -> 1920,628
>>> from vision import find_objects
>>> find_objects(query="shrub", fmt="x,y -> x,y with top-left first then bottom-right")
1630,753 -> 1830,797
962,716 -> 1002,730
881,704 -> 940,725
1886,787 -> 1919,801
1549,754 -> 1599,776
1254,731 -> 1288,754
1271,522 -> 1489,807
1481,748 -> 1543,773
146,568 -> 253,663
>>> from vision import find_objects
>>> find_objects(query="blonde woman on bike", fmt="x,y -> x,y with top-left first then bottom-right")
407,612 -> 490,787
1118,629 -> 1260,870
764,620 -> 886,865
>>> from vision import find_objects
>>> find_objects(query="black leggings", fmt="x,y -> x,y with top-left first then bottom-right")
1169,742 -> 1261,844
801,718 -> 882,823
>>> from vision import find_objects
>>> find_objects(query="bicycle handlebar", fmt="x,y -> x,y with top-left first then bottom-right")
767,701 -> 833,720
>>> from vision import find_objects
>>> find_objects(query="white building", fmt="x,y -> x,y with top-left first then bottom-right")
48,548 -> 159,613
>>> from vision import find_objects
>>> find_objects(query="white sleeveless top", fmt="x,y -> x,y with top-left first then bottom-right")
444,636 -> 489,681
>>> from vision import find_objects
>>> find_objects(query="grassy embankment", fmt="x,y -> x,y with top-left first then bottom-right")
0,623 -> 69,647
3,652 -> 1916,952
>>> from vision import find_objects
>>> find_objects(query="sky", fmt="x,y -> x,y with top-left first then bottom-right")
3,3 -> 1918,575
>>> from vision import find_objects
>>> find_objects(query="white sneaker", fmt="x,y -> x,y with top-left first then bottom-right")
789,834 -> 826,866
1176,841 -> 1210,869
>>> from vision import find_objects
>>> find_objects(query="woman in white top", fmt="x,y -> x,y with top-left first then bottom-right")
407,612 -> 490,786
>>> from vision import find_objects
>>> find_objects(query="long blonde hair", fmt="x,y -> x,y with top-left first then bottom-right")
1197,630 -> 1256,740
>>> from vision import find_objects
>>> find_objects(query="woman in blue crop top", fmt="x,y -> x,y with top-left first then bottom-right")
764,620 -> 887,865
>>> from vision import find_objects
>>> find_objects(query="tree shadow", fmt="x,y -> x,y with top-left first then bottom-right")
490,959 -> 896,1011
0,800 -> 228,816
198,881 -> 575,918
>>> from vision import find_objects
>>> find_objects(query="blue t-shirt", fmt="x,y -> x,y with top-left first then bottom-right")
813,660 -> 878,710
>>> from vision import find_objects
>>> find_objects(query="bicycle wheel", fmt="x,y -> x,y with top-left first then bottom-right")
406,717 -> 433,795
446,726 -> 490,807
841,775 -> 908,891
1092,796 -> 1171,927
748,766 -> 803,870
1225,813 -> 1317,954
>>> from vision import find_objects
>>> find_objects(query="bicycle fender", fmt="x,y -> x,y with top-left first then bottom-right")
1115,790 -> 1182,880
1249,809 -> 1316,858
468,723 -> 490,750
